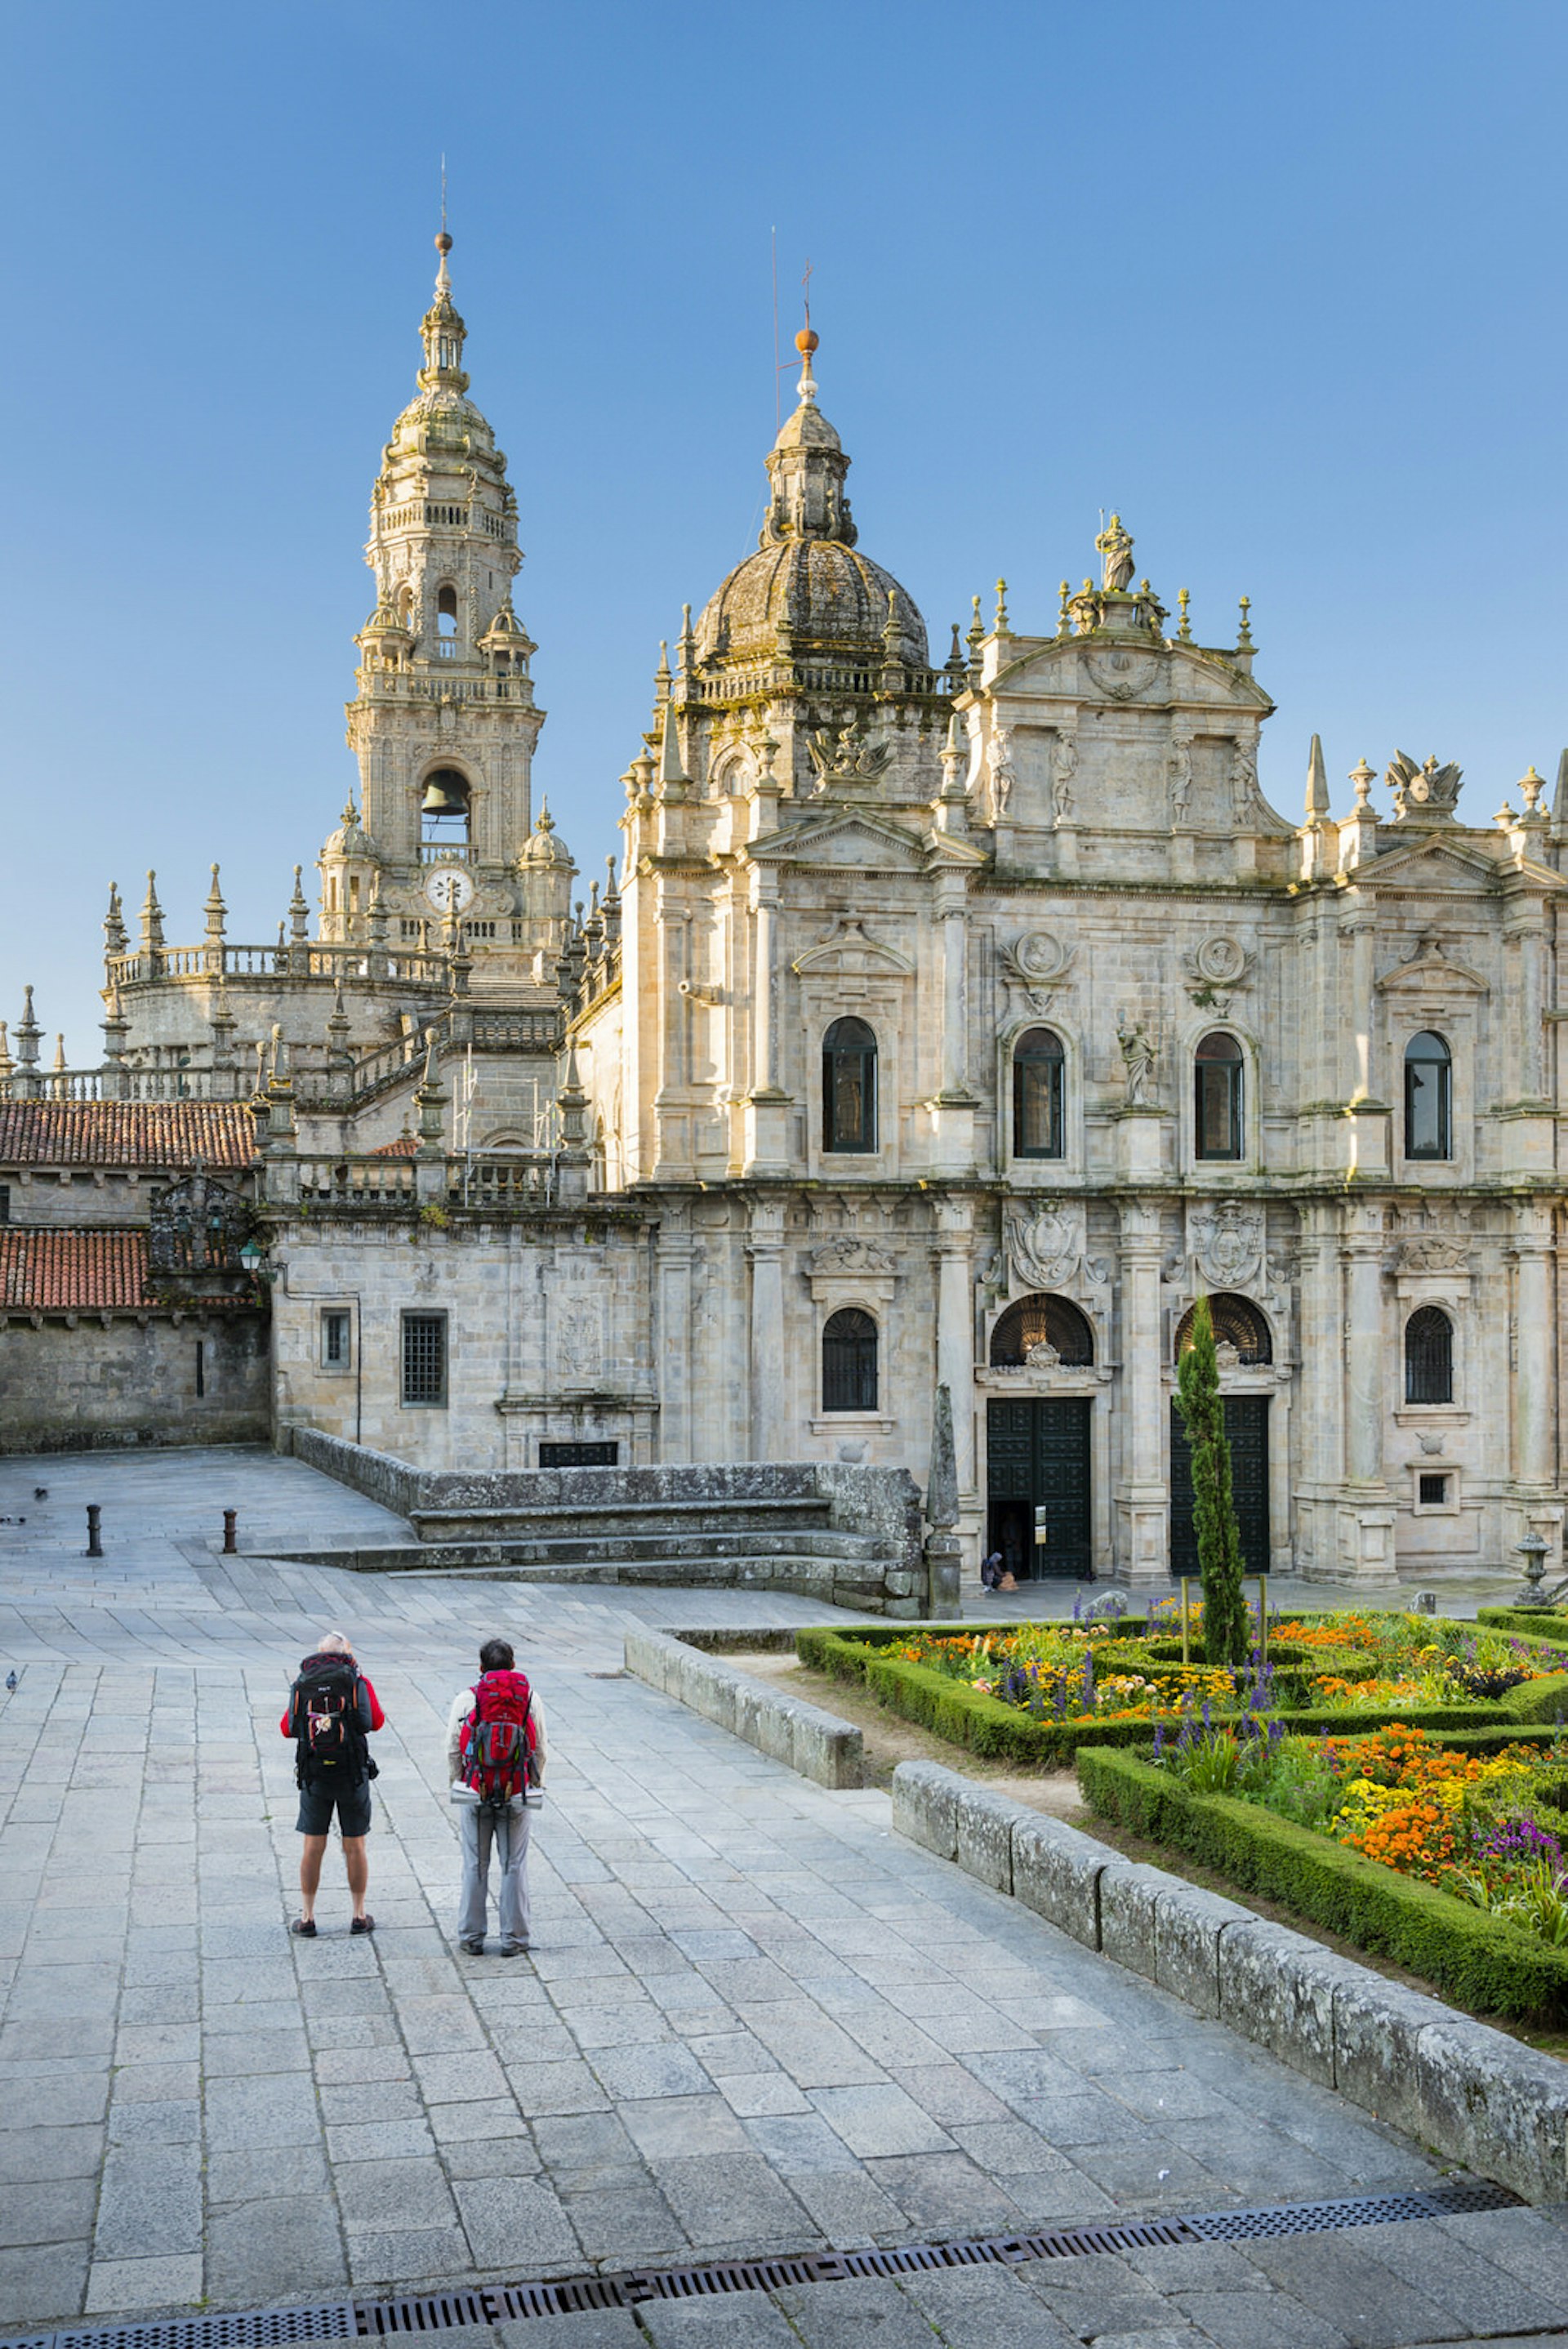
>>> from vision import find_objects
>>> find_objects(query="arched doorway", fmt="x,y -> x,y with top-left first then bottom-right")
1169,1293 -> 1272,1576
985,1295 -> 1094,1580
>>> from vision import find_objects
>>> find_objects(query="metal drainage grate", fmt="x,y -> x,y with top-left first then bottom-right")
1183,2183 -> 1521,2243
0,2183 -> 1526,2349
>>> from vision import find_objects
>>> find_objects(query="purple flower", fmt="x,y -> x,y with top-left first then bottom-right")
1153,1723 -> 1166,1762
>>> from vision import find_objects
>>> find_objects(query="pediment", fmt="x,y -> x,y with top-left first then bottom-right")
1375,947 -> 1489,996
792,916 -> 915,976
752,813 -> 925,873
987,635 -> 1272,715
1356,838 -> 1509,892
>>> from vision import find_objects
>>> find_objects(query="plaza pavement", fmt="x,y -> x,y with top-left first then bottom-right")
1,1446 -> 1566,2349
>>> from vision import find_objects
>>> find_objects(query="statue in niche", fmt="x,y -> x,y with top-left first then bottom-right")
1096,514 -> 1135,593
1168,738 -> 1192,825
989,726 -> 1015,821
1117,1019 -> 1157,1105
1052,733 -> 1076,822
1229,739 -> 1258,821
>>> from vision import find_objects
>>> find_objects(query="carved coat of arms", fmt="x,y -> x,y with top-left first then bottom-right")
1188,1201 -> 1264,1290
1005,1202 -> 1084,1291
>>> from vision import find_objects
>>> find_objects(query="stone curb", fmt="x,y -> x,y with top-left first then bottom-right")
622,1629 -> 862,1790
891,1759 -> 1568,2204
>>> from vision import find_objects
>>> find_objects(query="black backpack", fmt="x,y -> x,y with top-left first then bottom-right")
290,1654 -> 367,1789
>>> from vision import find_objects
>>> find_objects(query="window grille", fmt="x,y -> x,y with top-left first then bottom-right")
0,1184 -> 9,1224
822,1308 -> 879,1411
402,1312 -> 448,1406
1404,1031 -> 1452,1160
321,1310 -> 351,1371
539,1441 -> 619,1467
1194,1032 -> 1244,1160
1418,1473 -> 1450,1506
989,1293 -> 1095,1367
822,1018 -> 877,1152
1013,1028 -> 1065,1158
1405,1306 -> 1453,1405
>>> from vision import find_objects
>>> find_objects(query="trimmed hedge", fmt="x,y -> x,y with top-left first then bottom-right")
1076,1741 -> 1568,2021
1479,1607 -> 1568,1642
795,1622 -> 1568,1767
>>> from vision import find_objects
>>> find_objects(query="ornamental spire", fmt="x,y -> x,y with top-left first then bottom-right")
418,224 -> 468,393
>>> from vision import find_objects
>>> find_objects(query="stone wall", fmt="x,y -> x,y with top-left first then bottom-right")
0,1313 -> 269,1454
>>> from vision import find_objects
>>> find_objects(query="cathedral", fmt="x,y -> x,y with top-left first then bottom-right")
2,234 -> 1564,1590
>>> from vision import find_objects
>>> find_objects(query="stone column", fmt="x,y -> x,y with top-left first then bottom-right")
754,894 -> 777,1094
941,904 -> 967,1099
1115,1197 -> 1168,1584
1343,1210 -> 1385,1487
1513,1210 -> 1555,1488
657,1206 -> 695,1464
743,871 -> 791,1177
746,1193 -> 786,1462
933,1199 -> 975,1504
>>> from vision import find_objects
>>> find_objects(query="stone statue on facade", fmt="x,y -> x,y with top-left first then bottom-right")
1096,514 -> 1135,594
1229,740 -> 1258,822
1117,1019 -> 1157,1105
1051,733 -> 1076,822
989,726 -> 1015,821
1167,738 -> 1192,825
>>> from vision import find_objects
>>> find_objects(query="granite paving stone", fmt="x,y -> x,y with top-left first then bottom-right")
5,1447 -> 1568,2344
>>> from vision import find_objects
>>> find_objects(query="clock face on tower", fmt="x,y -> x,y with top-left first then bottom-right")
423,864 -> 476,915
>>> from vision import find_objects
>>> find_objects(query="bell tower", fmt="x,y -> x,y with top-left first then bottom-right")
329,232 -> 568,982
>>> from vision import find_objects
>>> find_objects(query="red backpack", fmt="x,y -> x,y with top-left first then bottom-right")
458,1669 -> 537,1812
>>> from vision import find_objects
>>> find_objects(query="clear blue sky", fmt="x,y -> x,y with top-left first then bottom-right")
4,1 -> 1566,1059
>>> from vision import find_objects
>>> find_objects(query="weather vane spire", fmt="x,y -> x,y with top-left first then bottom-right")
795,256 -> 818,403
435,155 -> 452,287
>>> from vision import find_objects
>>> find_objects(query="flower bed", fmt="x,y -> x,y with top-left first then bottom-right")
1076,1726 -> 1568,2019
795,1611 -> 1568,1767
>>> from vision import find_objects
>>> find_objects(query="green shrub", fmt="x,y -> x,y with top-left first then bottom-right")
1076,1743 -> 1568,2020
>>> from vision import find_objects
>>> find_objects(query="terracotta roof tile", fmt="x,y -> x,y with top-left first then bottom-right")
372,1134 -> 419,1157
0,1228 -> 150,1310
0,1100 -> 256,1170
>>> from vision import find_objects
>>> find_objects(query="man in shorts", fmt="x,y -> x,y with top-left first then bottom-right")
281,1631 -> 385,1937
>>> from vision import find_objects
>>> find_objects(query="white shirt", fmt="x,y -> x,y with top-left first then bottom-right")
446,1680 -> 547,1785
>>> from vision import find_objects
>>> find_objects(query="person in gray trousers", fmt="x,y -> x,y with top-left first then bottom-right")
447,1637 -> 547,1955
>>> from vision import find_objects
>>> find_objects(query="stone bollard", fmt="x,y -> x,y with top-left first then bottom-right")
84,1504 -> 103,1560
222,1509 -> 238,1555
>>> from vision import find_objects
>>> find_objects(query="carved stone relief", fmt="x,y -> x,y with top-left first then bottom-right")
1188,1201 -> 1265,1289
1005,1201 -> 1084,1291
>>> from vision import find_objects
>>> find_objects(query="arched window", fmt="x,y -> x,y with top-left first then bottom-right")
1195,1032 -> 1244,1161
1013,1027 -> 1065,1158
420,765 -> 471,845
823,1018 -> 876,1152
1405,1306 -> 1453,1404
989,1293 -> 1094,1367
822,1308 -> 878,1411
1404,1032 -> 1451,1161
1174,1293 -> 1272,1366
436,583 -> 458,640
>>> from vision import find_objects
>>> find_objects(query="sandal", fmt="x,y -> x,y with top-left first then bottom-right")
350,1913 -> 376,1936
290,1917 -> 317,1937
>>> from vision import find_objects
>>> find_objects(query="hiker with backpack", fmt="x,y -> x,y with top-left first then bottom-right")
280,1631 -> 385,1937
447,1637 -> 546,1956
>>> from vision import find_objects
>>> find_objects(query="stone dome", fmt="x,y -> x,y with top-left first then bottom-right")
519,804 -> 572,867
697,540 -> 928,669
323,800 -> 376,860
695,354 -> 929,672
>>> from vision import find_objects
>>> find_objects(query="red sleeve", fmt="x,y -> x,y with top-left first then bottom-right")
359,1676 -> 386,1732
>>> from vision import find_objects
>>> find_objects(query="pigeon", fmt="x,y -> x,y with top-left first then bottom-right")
4,1673 -> 16,1694
33,1487 -> 47,1500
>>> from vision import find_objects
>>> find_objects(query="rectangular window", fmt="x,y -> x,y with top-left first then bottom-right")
1195,1063 -> 1242,1160
401,1311 -> 448,1406
321,1309 -> 352,1371
195,1339 -> 205,1399
1418,1473 -> 1450,1508
0,1183 -> 9,1223
539,1440 -> 619,1467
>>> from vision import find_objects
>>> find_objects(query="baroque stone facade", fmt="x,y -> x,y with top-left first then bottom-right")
4,252 -> 1566,1584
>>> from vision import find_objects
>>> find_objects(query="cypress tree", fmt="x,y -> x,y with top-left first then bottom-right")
1174,1293 -> 1249,1665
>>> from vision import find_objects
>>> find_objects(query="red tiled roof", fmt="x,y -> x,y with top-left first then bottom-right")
0,1100 -> 256,1170
373,1134 -> 419,1156
0,1227 -> 150,1310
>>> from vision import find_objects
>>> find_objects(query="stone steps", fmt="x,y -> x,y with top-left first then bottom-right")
408,1495 -> 840,1543
261,1543 -> 899,1596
